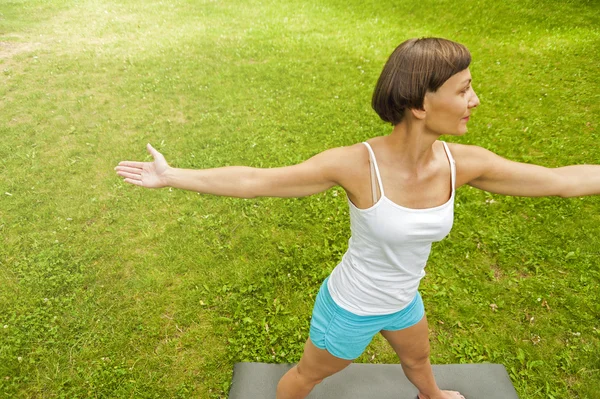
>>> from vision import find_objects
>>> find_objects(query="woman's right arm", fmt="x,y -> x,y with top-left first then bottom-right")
115,143 -> 354,199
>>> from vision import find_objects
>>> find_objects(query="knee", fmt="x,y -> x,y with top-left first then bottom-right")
296,364 -> 324,386
401,350 -> 431,369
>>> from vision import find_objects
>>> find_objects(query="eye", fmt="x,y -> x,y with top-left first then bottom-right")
461,85 -> 471,94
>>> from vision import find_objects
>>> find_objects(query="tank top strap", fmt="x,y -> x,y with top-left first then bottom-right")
362,142 -> 385,197
441,141 -> 456,191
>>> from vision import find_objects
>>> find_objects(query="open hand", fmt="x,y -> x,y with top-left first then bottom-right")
115,143 -> 170,188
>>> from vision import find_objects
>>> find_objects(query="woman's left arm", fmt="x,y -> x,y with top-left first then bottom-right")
453,144 -> 600,198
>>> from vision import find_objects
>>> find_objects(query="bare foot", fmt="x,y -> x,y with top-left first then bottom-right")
418,391 -> 465,399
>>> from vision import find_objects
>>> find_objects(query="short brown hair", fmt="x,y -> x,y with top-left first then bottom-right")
372,38 -> 471,125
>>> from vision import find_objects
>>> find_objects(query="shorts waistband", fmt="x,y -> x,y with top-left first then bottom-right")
322,276 -> 421,319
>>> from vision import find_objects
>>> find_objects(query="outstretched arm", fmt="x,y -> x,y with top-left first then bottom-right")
453,144 -> 600,198
115,143 -> 347,199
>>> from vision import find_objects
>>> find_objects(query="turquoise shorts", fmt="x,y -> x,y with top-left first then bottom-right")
309,276 -> 425,360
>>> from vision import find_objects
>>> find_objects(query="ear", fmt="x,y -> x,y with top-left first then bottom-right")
410,107 -> 427,120
411,92 -> 432,120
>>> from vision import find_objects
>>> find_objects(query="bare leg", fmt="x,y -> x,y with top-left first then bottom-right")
276,338 -> 352,399
380,315 -> 465,399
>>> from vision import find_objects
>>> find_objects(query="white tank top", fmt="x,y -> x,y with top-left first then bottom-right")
327,141 -> 456,316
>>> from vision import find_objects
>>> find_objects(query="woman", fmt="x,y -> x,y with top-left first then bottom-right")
115,38 -> 599,399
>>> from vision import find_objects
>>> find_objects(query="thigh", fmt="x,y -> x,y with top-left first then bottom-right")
296,337 -> 353,382
380,314 -> 430,365
309,278 -> 381,360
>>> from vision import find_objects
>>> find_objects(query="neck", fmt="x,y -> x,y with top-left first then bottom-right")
383,119 -> 441,171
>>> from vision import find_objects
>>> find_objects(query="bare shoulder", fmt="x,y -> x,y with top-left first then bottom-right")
318,142 -> 370,196
445,142 -> 491,158
445,142 -> 497,188
326,142 -> 369,165
320,142 -> 370,178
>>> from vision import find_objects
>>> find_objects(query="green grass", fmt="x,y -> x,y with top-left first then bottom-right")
1,0 -> 599,398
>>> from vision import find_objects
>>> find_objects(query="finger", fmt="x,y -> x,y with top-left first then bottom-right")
117,171 -> 142,180
124,178 -> 144,186
115,165 -> 144,174
146,143 -> 161,158
117,161 -> 145,168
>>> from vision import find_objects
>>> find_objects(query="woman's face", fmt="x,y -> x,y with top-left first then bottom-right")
422,68 -> 480,136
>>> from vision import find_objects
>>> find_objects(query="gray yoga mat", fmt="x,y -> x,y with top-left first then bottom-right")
228,362 -> 519,399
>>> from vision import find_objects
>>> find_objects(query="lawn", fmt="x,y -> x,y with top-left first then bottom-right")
0,0 -> 598,398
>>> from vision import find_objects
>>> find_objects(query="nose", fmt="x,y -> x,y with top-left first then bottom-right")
469,89 -> 480,108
